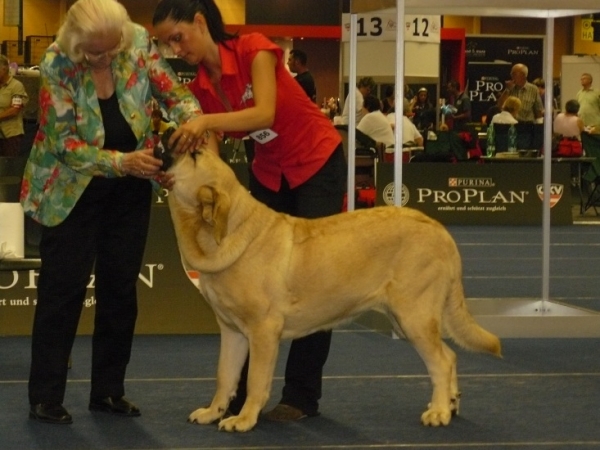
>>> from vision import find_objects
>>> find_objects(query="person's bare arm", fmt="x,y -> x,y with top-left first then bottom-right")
171,50 -> 278,152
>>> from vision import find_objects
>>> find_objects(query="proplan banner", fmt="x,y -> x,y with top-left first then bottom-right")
376,162 -> 572,226
465,36 -> 544,123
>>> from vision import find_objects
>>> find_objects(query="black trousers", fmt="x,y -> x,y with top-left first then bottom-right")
231,144 -> 347,416
28,176 -> 152,405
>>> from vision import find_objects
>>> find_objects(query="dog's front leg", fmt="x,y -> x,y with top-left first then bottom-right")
188,325 -> 248,426
218,320 -> 282,432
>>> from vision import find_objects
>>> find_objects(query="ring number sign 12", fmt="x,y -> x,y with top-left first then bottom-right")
341,13 -> 440,43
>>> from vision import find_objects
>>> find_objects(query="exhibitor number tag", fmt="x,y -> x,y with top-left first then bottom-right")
249,128 -> 278,144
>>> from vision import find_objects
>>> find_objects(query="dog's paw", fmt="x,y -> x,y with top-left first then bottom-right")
421,407 -> 452,427
218,414 -> 257,432
188,406 -> 223,425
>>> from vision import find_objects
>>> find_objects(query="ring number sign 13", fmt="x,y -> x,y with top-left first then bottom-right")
341,13 -> 440,43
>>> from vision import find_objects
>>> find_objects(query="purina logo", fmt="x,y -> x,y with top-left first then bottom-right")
536,184 -> 564,208
448,177 -> 495,188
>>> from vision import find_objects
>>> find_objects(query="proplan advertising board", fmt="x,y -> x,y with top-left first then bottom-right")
376,162 -> 572,225
465,36 -> 544,123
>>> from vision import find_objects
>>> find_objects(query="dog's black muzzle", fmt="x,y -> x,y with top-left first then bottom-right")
153,127 -> 177,171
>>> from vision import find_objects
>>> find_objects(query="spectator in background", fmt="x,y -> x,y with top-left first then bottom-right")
404,83 -> 415,102
576,73 -> 600,132
0,55 -> 29,156
334,76 -> 375,125
381,85 -> 395,115
387,98 -> 423,147
533,77 -> 558,120
553,99 -> 584,139
410,87 -> 436,131
496,63 -> 543,123
286,49 -> 316,103
491,96 -> 521,125
357,95 -> 394,148
445,80 -> 471,131
484,104 -> 502,126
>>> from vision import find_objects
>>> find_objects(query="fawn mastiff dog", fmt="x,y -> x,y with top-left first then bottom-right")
165,147 -> 501,432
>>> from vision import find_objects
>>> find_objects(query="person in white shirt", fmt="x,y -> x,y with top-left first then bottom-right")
576,73 -> 600,130
491,96 -> 521,125
357,95 -> 394,148
334,76 -> 375,125
553,99 -> 584,139
387,98 -> 423,147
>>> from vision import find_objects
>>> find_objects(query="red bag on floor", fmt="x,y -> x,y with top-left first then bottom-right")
554,137 -> 582,157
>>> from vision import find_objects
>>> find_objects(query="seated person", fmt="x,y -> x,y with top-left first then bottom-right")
410,87 -> 436,131
387,98 -> 424,147
484,105 -> 502,126
553,99 -> 584,140
490,96 -> 521,125
357,95 -> 395,148
381,85 -> 395,115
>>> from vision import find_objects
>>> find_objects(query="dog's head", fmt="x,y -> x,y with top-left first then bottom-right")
168,145 -> 237,245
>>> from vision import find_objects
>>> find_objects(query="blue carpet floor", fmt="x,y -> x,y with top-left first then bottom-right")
1,330 -> 600,450
449,225 -> 600,311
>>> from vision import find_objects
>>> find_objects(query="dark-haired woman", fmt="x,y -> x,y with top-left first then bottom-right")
153,0 -> 346,423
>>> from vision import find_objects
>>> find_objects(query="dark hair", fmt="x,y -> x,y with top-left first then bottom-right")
152,0 -> 236,43
565,99 -> 580,114
363,95 -> 382,113
290,49 -> 307,66
485,105 -> 501,126
447,80 -> 460,90
384,85 -> 394,98
357,76 -> 376,91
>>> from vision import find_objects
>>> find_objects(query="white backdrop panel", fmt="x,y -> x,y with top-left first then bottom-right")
342,41 -> 439,78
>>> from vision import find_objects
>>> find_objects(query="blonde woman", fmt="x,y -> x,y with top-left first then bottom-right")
23,0 -> 208,424
491,96 -> 522,125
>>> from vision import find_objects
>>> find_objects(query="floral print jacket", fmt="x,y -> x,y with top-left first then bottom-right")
20,24 -> 201,227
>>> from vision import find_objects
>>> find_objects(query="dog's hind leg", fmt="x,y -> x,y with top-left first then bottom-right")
389,304 -> 454,427
441,341 -> 460,416
189,324 -> 249,426
218,318 -> 282,432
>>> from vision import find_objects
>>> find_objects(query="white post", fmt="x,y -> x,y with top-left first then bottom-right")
394,0 -> 406,206
541,15 -> 555,309
347,14 -> 358,212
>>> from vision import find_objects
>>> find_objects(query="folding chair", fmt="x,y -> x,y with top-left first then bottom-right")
334,125 -> 383,187
492,123 -> 511,153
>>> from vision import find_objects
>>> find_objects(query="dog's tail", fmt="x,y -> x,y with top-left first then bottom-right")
444,282 -> 502,358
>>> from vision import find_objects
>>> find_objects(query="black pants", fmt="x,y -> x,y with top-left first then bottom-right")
230,144 -> 346,416
28,176 -> 152,405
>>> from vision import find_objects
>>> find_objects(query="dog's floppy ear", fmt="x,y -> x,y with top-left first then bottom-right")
197,185 -> 230,244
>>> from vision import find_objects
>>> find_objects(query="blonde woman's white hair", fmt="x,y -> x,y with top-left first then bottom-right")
56,0 -> 134,63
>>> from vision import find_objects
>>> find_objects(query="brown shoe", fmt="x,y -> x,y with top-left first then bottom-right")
262,404 -> 308,422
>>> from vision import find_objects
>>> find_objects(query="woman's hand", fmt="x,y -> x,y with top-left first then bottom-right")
121,148 -> 163,178
154,171 -> 175,190
169,116 -> 211,154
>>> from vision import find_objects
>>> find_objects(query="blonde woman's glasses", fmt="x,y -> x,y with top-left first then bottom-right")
83,37 -> 123,63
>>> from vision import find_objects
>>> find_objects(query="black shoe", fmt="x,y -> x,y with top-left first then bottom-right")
89,397 -> 141,417
29,403 -> 73,424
